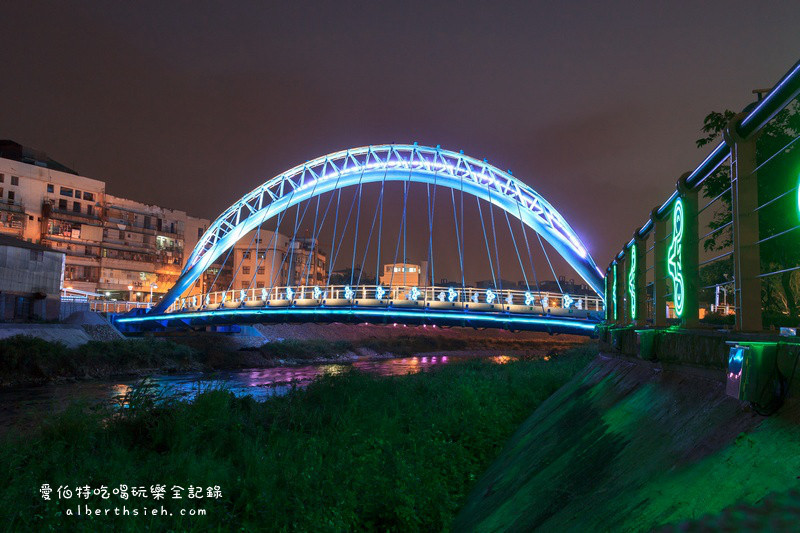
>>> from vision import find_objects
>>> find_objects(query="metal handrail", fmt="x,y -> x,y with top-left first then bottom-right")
170,284 -> 605,314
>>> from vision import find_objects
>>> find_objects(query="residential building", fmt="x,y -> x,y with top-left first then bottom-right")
226,231 -> 328,293
0,140 -> 210,302
379,262 -> 428,287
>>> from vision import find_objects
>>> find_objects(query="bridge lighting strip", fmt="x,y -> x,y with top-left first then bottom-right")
116,307 -> 598,332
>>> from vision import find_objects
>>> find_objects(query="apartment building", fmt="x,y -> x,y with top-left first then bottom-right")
222,230 -> 328,293
379,262 -> 429,287
0,140 -> 210,302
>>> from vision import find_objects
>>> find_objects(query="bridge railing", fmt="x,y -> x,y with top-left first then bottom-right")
90,300 -> 152,314
168,285 -> 603,315
607,58 -> 800,332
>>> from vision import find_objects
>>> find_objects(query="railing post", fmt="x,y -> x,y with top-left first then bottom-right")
724,114 -> 763,332
631,233 -> 647,327
677,173 -> 700,329
615,258 -> 625,325
605,267 -> 612,322
619,251 -> 630,325
652,207 -> 668,328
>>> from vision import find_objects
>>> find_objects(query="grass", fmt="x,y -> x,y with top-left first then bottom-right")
0,342 -> 596,531
0,333 -> 581,384
0,336 -> 199,384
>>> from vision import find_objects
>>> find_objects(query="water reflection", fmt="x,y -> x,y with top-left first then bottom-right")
1,353 -> 516,432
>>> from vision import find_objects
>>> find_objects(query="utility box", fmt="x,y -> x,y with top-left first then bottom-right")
636,329 -> 658,361
726,342 -> 778,403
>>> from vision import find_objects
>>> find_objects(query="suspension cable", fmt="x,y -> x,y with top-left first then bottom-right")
503,209 -> 529,290
476,196 -> 497,289
537,231 -> 563,293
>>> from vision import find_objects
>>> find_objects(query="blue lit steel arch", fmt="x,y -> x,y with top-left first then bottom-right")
152,144 -> 605,313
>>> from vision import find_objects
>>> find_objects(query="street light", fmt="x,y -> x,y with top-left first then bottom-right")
128,285 -> 134,302
150,283 -> 158,303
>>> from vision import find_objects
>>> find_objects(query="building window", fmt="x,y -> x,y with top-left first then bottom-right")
47,184 -> 54,193
10,176 -> 18,186
75,190 -> 81,199
73,202 -> 81,213
60,187 -> 73,197
58,199 -> 68,210
87,204 -> 94,216
242,266 -> 251,275
0,174 -> 3,183
242,251 -> 251,259
256,282 -> 265,288
83,192 -> 94,201
198,227 -> 204,239
257,266 -> 265,275
7,191 -> 14,203
241,282 -> 249,289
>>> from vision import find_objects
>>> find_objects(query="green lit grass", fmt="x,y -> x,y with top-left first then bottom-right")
0,343 -> 596,531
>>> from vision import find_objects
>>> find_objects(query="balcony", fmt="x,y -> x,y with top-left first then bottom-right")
48,206 -> 102,224
103,217 -> 157,236
0,199 -> 25,214
100,256 -> 155,271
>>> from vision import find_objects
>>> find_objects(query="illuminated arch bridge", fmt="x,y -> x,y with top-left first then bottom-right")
115,144 -> 605,336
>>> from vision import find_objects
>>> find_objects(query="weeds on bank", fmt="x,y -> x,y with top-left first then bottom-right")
0,343 -> 596,532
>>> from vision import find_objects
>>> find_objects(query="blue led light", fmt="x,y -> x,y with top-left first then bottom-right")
524,292 -> 535,306
563,294 -> 574,308
437,291 -> 446,302
313,286 -> 322,299
409,287 -> 421,301
375,286 -> 386,300
485,289 -> 496,304
116,306 -> 599,333
286,287 -> 295,300
344,286 -> 354,300
448,287 -> 458,302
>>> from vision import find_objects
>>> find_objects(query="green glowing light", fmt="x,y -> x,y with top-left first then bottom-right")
613,263 -> 618,321
628,245 -> 637,320
667,198 -> 685,317
797,178 -> 800,219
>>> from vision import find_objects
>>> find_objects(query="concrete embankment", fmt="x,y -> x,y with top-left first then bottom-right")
455,354 -> 800,531
0,312 -> 123,347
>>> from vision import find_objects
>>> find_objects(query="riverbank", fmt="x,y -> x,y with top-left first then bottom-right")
0,342 -> 596,531
455,353 -> 800,531
0,325 -> 588,387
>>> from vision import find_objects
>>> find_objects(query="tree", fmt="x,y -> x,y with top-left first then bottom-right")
695,102 -> 800,320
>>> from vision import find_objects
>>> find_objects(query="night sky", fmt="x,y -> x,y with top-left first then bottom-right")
2,1 -> 798,284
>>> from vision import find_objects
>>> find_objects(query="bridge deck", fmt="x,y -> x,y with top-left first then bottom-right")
114,300 -> 601,336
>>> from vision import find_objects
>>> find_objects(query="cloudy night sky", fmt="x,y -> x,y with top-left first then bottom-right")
2,1 -> 798,282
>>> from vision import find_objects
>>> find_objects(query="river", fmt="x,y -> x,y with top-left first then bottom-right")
0,353 -> 518,434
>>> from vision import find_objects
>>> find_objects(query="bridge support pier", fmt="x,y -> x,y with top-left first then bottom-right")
724,115 -> 763,332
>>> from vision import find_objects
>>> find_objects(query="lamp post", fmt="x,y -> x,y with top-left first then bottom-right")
149,283 -> 158,306
128,285 -> 134,302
